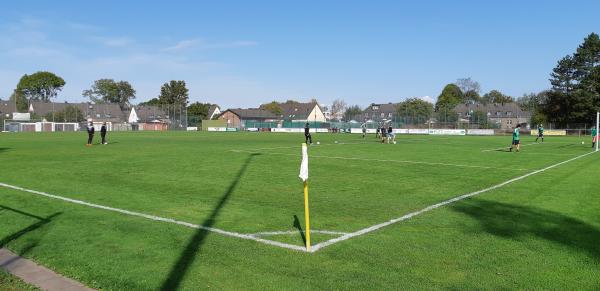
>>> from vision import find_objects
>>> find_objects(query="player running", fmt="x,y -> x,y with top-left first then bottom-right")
304,122 -> 313,145
535,124 -> 544,143
592,126 -> 598,149
386,125 -> 396,144
509,124 -> 521,152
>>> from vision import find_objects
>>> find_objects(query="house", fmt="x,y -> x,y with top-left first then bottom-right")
217,108 -> 279,129
278,102 -> 326,122
131,105 -> 171,131
29,102 -> 125,123
207,105 -> 221,120
0,100 -> 17,120
361,103 -> 399,122
454,103 -> 531,129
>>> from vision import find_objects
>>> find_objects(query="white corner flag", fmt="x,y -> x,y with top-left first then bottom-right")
299,143 -> 309,181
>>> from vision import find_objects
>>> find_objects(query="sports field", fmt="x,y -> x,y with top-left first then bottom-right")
1,131 -> 599,290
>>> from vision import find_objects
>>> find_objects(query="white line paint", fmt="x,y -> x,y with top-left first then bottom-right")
481,142 -> 541,152
250,230 -> 349,237
0,182 -> 307,252
308,150 -> 596,252
238,141 -> 372,152
230,150 -> 528,171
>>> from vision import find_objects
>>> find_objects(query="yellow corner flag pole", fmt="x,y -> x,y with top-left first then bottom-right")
299,143 -> 311,251
303,180 -> 311,251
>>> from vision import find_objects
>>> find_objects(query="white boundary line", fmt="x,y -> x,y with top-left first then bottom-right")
1,151 -> 595,253
481,142 -> 541,152
249,230 -> 349,237
0,182 -> 308,252
230,150 -> 529,171
308,150 -> 596,252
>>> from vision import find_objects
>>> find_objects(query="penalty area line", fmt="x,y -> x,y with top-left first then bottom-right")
308,150 -> 597,253
229,150 -> 529,171
0,182 -> 308,252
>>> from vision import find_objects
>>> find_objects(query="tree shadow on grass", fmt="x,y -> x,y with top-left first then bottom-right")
160,153 -> 260,291
452,200 -> 600,260
0,205 -> 62,260
0,148 -> 9,153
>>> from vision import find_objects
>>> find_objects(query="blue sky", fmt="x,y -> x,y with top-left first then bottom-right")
0,0 -> 598,108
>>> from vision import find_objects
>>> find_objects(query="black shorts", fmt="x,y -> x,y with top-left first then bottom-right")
512,139 -> 520,145
538,133 -> 544,137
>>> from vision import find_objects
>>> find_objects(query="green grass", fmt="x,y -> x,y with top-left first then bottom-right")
0,270 -> 39,291
0,131 -> 599,290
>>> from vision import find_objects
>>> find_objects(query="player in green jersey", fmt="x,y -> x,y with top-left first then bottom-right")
509,124 -> 521,152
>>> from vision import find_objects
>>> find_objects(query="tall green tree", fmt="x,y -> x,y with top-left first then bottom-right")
396,98 -> 433,124
9,90 -> 28,112
545,32 -> 600,126
435,84 -> 464,110
158,80 -> 189,105
482,90 -> 512,104
83,79 -> 136,110
16,71 -> 65,103
138,98 -> 162,106
343,105 -> 362,121
259,101 -> 283,115
187,102 -> 214,119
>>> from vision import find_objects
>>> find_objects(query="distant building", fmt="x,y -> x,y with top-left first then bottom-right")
0,100 -> 17,120
218,108 -> 279,129
132,105 -> 171,131
207,105 -> 221,120
279,102 -> 326,122
29,102 -> 125,123
454,103 -> 531,129
362,103 -> 398,122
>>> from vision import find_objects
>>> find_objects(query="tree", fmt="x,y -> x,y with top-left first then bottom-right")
343,105 -> 362,121
83,79 -> 136,110
138,98 -> 162,106
396,98 -> 433,124
9,90 -> 28,112
187,102 -> 214,119
435,84 -> 463,110
544,32 -> 600,126
158,80 -> 189,105
330,99 -> 347,121
482,90 -> 513,104
463,90 -> 481,104
260,101 -> 283,115
16,71 -> 65,103
455,78 -> 480,95
45,105 -> 85,122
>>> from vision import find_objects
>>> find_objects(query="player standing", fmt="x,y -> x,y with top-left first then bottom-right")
100,122 -> 108,145
304,122 -> 312,145
86,121 -> 95,147
361,122 -> 367,138
509,124 -> 521,152
535,124 -> 544,143
592,126 -> 597,149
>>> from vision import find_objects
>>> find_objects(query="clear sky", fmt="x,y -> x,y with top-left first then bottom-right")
0,0 -> 598,108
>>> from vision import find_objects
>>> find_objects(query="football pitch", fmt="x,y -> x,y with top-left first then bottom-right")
1,131 -> 599,290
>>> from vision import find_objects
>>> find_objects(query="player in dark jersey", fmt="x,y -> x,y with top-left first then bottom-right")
535,124 -> 544,143
509,124 -> 521,152
304,123 -> 312,144
86,121 -> 95,146
100,122 -> 108,145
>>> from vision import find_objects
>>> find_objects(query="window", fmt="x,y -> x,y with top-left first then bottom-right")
373,105 -> 379,110
96,114 -> 101,118
496,111 -> 501,116
380,113 -> 384,118
506,111 -> 512,116
388,113 -> 392,117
